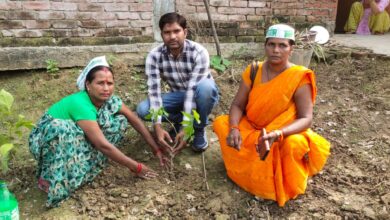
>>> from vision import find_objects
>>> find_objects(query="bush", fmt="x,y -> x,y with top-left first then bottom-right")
0,89 -> 34,174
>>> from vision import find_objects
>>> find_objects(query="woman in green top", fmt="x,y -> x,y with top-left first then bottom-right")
29,56 -> 168,207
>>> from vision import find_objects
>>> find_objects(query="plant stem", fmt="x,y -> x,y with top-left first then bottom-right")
201,151 -> 209,190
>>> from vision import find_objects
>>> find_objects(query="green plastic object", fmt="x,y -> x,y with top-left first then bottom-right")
0,181 -> 19,220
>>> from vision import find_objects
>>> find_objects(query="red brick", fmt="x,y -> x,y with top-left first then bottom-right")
52,20 -> 78,28
39,12 -> 65,20
228,15 -> 247,21
140,12 -> 152,20
106,20 -> 129,28
92,12 -> 116,20
142,26 -> 153,35
218,7 -> 255,15
0,2 -> 21,10
7,11 -> 37,20
196,6 -> 215,13
65,12 -> 94,20
230,1 -> 248,7
104,3 -> 129,12
248,1 -> 266,8
71,28 -> 93,37
0,20 -> 24,29
129,20 -> 151,28
116,12 -> 140,20
119,28 -> 142,36
129,3 -> 153,12
210,0 -> 229,7
247,15 -> 264,21
24,20 -> 51,29
80,20 -> 105,28
95,28 -> 120,37
14,29 -> 42,38
78,3 -> 104,12
256,8 -> 272,16
51,2 -> 78,11
22,1 -> 50,11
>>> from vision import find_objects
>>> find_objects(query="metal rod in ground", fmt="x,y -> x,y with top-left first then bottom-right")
202,151 -> 209,190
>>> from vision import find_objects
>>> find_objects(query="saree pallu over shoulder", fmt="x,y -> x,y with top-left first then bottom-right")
213,65 -> 330,207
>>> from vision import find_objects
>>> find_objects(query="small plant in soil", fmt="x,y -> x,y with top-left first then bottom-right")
45,59 -> 60,74
145,108 -> 200,175
0,89 -> 34,174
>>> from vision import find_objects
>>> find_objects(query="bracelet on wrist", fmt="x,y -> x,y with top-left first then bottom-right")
230,125 -> 240,131
136,163 -> 143,174
274,129 -> 284,141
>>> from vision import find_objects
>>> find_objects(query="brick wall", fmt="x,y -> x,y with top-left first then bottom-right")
0,0 -> 338,47
0,0 -> 154,47
177,0 -> 338,43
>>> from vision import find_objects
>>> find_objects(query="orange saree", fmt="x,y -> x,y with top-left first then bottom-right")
213,63 -> 330,207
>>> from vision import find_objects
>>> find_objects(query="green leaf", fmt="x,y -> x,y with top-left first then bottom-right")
221,57 -> 231,67
0,89 -> 14,112
0,143 -> 14,158
144,113 -> 152,120
0,135 -> 10,146
192,110 -> 200,124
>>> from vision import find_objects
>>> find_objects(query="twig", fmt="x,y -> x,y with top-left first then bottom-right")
201,151 -> 209,190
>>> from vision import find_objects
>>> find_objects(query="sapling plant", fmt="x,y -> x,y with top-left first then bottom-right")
0,89 -> 34,174
145,107 -> 200,174
45,59 -> 60,74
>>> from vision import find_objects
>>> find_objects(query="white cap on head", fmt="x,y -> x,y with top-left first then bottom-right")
76,56 -> 110,90
266,24 -> 295,41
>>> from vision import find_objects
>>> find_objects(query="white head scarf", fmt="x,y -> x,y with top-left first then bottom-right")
266,24 -> 295,41
76,56 -> 110,90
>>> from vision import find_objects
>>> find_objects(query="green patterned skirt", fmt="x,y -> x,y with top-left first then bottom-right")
29,96 -> 128,207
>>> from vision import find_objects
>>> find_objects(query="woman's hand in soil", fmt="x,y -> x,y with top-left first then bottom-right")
227,128 -> 241,150
130,163 -> 158,179
172,130 -> 187,155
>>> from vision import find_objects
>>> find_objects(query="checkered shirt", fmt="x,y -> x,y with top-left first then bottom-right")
145,39 -> 212,123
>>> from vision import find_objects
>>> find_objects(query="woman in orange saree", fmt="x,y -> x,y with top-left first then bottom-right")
213,24 -> 330,207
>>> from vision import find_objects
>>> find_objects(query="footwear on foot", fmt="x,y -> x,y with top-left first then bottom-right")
191,129 -> 208,152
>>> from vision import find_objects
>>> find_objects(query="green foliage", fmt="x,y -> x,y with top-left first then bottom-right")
295,29 -> 327,64
0,89 -> 34,174
107,55 -> 118,66
145,107 -> 200,142
45,59 -> 59,74
181,110 -> 201,142
210,55 -> 231,73
145,107 -> 169,122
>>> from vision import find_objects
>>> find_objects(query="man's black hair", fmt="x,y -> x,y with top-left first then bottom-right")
159,12 -> 187,30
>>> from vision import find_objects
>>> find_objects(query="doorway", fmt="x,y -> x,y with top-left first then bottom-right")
335,0 -> 360,33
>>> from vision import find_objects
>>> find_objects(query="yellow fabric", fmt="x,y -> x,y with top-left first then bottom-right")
213,64 -> 330,207
369,9 -> 390,33
344,2 -> 390,33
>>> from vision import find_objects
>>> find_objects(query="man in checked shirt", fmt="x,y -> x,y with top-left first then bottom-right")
137,12 -> 219,155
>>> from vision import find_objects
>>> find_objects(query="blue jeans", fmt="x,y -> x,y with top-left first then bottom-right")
137,78 -> 219,130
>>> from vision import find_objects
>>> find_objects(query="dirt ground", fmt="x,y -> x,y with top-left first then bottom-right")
0,52 -> 389,219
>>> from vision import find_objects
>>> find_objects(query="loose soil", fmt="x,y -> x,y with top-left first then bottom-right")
0,54 -> 389,219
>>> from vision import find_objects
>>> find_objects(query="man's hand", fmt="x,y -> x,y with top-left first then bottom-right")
226,128 -> 242,150
172,130 -> 187,155
154,124 -> 174,152
155,150 -> 170,168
